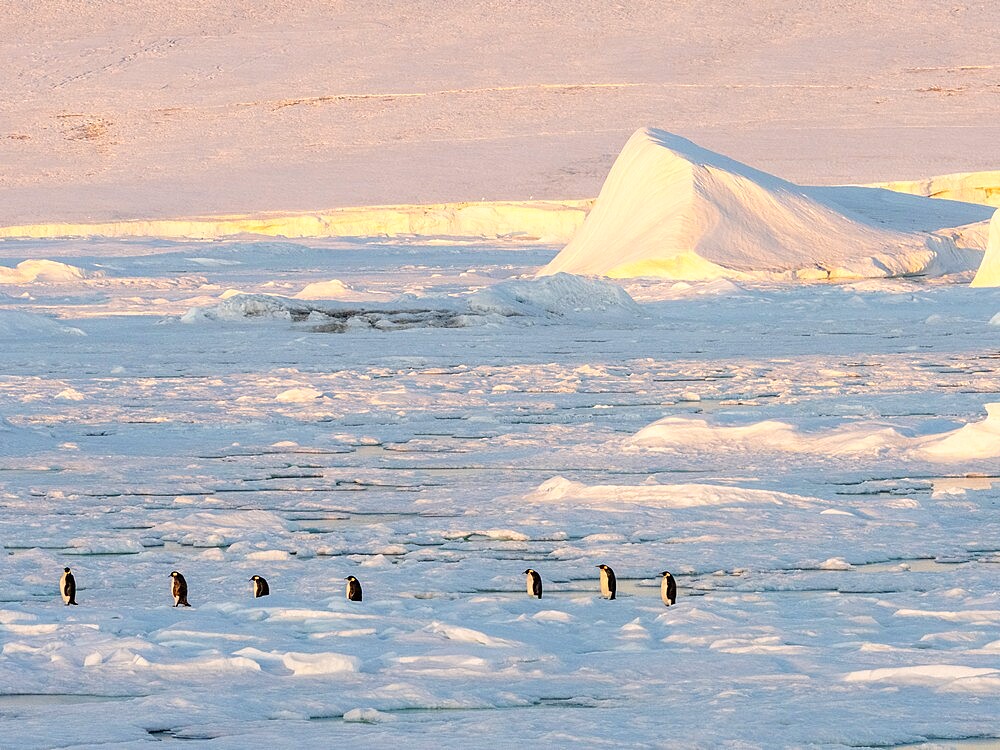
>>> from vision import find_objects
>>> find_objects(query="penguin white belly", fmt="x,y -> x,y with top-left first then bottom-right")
599,570 -> 612,598
525,577 -> 534,596
60,573 -> 70,604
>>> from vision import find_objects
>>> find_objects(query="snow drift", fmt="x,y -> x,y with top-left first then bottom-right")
539,128 -> 988,281
526,476 -> 820,509
628,404 -> 1000,464
0,310 -> 85,338
0,259 -> 93,283
466,273 -> 639,317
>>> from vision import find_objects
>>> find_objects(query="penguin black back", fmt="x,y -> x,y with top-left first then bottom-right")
170,571 -> 191,607
524,568 -> 542,599
345,576 -> 362,602
660,570 -> 677,606
250,575 -> 270,598
61,567 -> 78,606
597,564 -> 616,600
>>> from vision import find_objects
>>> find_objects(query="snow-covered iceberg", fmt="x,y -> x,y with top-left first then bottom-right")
970,209 -> 1000,287
539,128 -> 990,281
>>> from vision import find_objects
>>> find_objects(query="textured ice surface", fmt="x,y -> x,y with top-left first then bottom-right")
1,237 -> 999,748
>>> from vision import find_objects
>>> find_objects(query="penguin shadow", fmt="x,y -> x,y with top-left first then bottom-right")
477,578 -> 668,601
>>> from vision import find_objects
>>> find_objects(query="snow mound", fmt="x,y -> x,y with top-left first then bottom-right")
0,415 -> 54,455
275,387 -> 325,403
279,651 -> 360,676
426,622 -> 517,648
629,415 -> 909,457
182,293 -> 306,322
629,404 -> 1000,463
970,209 -> 1000,287
293,279 -> 387,301
916,403 -> 1000,461
153,510 -> 289,547
540,128 -> 983,281
844,664 -> 1000,692
526,476 -> 820,509
0,310 -> 85,337
467,273 -> 639,317
0,259 -> 92,283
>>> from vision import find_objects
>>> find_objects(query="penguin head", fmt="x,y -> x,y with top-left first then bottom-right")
170,571 -> 180,578
661,571 -> 673,578
250,576 -> 258,582
345,576 -> 358,582
64,567 -> 71,573
523,569 -> 535,575
597,564 -> 608,570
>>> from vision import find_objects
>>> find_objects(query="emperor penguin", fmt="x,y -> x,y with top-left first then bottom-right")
169,571 -> 191,607
597,564 -> 616,600
60,567 -> 78,605
523,568 -> 542,599
660,570 -> 677,606
250,575 -> 270,598
345,576 -> 363,602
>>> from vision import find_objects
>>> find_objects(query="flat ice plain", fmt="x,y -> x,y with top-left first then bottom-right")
3,1 -> 1000,748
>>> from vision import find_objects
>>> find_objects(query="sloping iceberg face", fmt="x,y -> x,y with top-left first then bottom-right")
971,209 -> 1000,287
539,127 -> 985,281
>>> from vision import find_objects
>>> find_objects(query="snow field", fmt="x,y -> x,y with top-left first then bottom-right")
1,237 -> 1000,747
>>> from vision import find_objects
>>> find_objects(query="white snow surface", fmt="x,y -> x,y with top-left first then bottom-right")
2,0 -> 999,224
628,403 -> 1000,464
540,128 -> 993,281
2,3 -> 1000,745
2,234 -> 1000,749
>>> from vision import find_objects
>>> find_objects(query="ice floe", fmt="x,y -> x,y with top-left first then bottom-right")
182,273 -> 639,329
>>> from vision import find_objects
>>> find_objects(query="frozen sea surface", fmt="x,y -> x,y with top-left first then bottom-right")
1,236 -> 999,748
